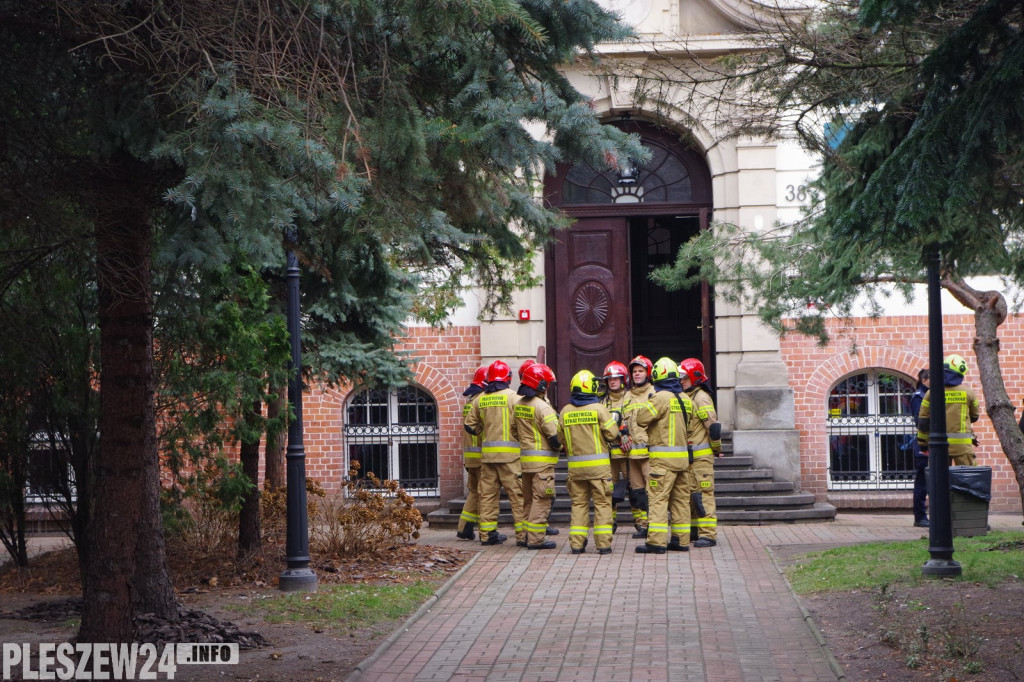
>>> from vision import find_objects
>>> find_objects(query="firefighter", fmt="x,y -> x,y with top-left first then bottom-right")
516,357 -> 559,535
558,369 -> 620,555
456,366 -> 488,540
464,360 -> 527,546
514,363 -> 560,549
621,355 -> 655,538
917,353 -> 982,466
680,358 -> 722,548
634,357 -> 699,554
602,361 -> 630,531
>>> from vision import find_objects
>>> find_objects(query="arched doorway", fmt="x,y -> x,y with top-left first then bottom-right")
543,120 -> 714,405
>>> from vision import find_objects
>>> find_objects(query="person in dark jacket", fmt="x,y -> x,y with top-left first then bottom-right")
910,368 -> 930,528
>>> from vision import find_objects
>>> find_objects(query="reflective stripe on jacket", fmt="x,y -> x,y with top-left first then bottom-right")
622,385 -> 655,458
514,396 -> 560,472
916,386 -> 980,458
462,399 -> 482,468
558,403 -> 618,480
635,390 -> 698,471
464,388 -> 520,464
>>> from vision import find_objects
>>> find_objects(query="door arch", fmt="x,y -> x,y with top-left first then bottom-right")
543,120 -> 714,405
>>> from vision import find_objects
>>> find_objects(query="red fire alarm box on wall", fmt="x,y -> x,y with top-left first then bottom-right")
518,309 -> 530,321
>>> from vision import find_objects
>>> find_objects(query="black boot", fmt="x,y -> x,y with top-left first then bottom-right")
635,543 -> 665,554
690,526 -> 699,542
482,531 -> 506,546
456,522 -> 476,540
545,526 -> 559,535
528,541 -> 557,550
631,527 -> 648,539
571,538 -> 589,554
667,537 -> 689,552
693,538 -> 716,548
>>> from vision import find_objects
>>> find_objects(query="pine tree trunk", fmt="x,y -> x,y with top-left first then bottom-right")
264,387 -> 286,490
238,401 -> 263,555
79,165 -> 177,642
970,291 -> 1024,517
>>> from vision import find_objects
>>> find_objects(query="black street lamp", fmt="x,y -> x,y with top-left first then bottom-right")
922,246 -> 961,578
280,230 -> 318,592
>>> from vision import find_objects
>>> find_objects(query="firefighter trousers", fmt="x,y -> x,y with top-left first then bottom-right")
568,477 -> 614,551
458,466 -> 481,534
627,458 -> 649,529
646,464 -> 691,549
477,461 -> 525,544
522,468 -> 556,546
687,456 -> 717,541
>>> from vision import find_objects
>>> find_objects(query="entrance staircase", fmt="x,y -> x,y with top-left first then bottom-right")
425,433 -> 836,529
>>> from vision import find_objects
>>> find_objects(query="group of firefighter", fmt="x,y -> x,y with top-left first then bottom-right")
457,354 -> 723,554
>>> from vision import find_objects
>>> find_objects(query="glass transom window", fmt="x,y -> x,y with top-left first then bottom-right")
344,385 -> 439,496
827,370 -> 916,490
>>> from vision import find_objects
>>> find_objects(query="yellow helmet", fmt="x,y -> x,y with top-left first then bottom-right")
651,357 -> 680,382
944,353 -> 968,375
570,369 -> 599,395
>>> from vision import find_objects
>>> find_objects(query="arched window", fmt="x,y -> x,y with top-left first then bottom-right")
826,370 -> 917,489
344,385 -> 439,496
562,141 -> 695,205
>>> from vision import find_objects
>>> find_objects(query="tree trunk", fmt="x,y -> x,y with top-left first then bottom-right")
79,162 -> 177,643
968,290 -> 1024,518
264,387 -> 287,490
238,400 -> 263,555
945,276 -> 1024,518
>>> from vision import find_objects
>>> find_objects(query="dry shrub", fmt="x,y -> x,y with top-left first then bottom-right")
310,464 -> 422,557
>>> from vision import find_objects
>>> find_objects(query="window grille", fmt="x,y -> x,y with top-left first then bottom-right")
25,431 -> 77,503
562,142 -> 694,205
344,385 -> 439,496
827,371 -> 917,490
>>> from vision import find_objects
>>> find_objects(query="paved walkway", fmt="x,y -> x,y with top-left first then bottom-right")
349,512 -> 1021,682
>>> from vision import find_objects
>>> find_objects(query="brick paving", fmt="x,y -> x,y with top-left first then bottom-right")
350,513 -> 1021,682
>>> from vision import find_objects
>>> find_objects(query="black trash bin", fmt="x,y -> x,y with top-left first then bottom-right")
948,466 -> 992,537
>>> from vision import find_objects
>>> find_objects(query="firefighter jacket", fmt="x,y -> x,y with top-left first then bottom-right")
462,396 -> 482,468
558,398 -> 619,480
684,385 -> 720,456
635,382 -> 698,472
464,387 -> 520,464
602,388 -> 627,458
916,382 -> 981,459
514,396 -> 560,473
622,383 -> 655,458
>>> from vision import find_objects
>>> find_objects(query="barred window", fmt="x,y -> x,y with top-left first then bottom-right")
827,370 -> 916,490
25,431 -> 77,503
344,385 -> 439,496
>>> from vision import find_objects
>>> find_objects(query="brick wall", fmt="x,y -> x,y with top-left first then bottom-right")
300,326 -> 481,502
781,313 -> 1024,513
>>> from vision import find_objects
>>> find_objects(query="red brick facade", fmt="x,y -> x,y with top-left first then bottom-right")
291,315 -> 1024,514
300,326 -> 480,501
780,313 -> 1024,513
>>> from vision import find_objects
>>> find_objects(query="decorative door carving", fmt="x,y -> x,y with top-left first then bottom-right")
546,217 -> 630,406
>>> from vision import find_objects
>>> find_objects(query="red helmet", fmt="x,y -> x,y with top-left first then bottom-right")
485,360 -> 512,384
603,361 -> 629,381
471,366 -> 488,389
518,358 -> 537,379
628,355 -> 653,374
521,363 -> 556,392
679,358 -> 708,385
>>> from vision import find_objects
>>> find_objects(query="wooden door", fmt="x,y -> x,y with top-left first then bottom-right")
545,217 -> 631,407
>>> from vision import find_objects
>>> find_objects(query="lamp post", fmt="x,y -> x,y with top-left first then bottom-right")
280,229 -> 318,592
922,246 -> 961,577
